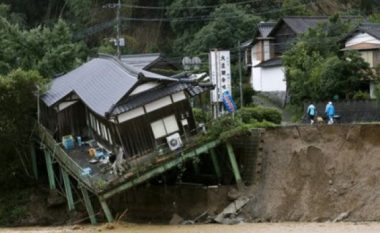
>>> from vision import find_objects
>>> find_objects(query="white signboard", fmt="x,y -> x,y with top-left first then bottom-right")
209,50 -> 231,102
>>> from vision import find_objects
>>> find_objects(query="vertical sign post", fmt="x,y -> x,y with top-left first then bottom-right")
209,50 -> 232,118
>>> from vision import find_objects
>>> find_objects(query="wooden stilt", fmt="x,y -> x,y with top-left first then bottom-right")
80,187 -> 97,224
226,143 -> 243,189
99,197 -> 114,222
210,149 -> 222,179
30,144 -> 38,180
44,150 -> 56,190
61,168 -> 75,211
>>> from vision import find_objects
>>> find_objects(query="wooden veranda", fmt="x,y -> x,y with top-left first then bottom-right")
31,123 -> 243,224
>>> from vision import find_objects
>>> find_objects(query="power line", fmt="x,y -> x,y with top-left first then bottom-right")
115,0 -> 265,10
117,4 -> 311,22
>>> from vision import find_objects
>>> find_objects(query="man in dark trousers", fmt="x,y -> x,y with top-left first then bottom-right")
307,103 -> 317,124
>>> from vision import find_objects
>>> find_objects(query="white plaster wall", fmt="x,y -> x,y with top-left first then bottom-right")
251,67 -> 262,91
346,33 -> 380,47
260,66 -> 286,92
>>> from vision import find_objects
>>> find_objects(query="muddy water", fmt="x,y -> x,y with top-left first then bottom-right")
1,223 -> 380,233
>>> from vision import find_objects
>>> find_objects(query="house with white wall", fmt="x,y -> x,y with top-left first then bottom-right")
342,23 -> 380,99
242,16 -> 359,103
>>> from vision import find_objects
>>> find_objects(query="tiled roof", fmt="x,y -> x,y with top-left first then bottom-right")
254,57 -> 282,68
282,16 -> 329,34
241,22 -> 275,48
258,22 -> 276,38
358,23 -> 380,40
41,55 -> 176,117
120,53 -> 160,69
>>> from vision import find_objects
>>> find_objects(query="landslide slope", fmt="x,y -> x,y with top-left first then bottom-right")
250,124 -> 380,222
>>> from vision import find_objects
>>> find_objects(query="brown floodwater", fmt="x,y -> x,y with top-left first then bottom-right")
1,222 -> 380,233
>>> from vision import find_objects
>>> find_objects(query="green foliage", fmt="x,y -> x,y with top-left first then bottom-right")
352,90 -> 370,100
274,0 -> 312,18
183,4 -> 261,55
167,0 -> 213,35
0,17 -> 88,77
0,189 -> 29,226
192,107 -> 211,124
0,69 -> 46,189
284,104 -> 304,122
219,124 -> 250,142
374,83 -> 380,104
232,83 -> 255,107
237,106 -> 282,124
207,115 -> 244,139
283,15 -> 373,105
203,106 -> 281,142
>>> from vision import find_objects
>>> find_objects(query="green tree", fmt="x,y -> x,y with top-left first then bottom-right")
0,17 -> 87,77
0,69 -> 46,188
184,4 -> 261,55
283,15 -> 373,104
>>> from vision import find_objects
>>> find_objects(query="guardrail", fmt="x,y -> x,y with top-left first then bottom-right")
35,123 -> 106,193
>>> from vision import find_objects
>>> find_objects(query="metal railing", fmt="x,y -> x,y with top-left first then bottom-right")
35,123 -> 107,193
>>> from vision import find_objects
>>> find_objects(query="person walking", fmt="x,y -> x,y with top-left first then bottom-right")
325,101 -> 335,125
306,103 -> 317,124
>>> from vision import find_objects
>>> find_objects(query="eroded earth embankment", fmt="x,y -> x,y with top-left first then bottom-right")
249,124 -> 380,222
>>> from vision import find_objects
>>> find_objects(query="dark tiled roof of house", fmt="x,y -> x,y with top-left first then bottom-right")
112,82 -> 206,115
120,53 -> 160,69
241,39 -> 253,48
241,22 -> 275,48
358,23 -> 380,40
281,16 -> 328,34
258,22 -> 276,38
254,57 -> 282,68
42,55 -> 177,117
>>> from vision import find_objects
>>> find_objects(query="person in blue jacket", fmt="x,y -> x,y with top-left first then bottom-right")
325,101 -> 335,124
306,103 -> 317,124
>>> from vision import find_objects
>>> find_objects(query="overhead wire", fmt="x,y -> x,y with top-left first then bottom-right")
115,0 -> 264,10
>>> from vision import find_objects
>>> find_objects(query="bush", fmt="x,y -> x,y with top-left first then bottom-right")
208,115 -> 243,139
219,125 -> 250,142
353,90 -> 369,100
259,107 -> 282,124
192,108 -> 211,124
237,106 -> 282,124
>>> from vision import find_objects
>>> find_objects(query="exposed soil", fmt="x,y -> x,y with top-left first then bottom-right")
7,124 -> 380,226
249,124 -> 380,222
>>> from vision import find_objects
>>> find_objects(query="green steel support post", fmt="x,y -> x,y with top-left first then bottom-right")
30,144 -> 38,180
99,197 -> 114,222
192,160 -> 200,174
80,187 -> 97,224
61,168 -> 75,211
101,140 -> 221,200
44,150 -> 56,190
210,149 -> 222,179
226,143 -> 243,189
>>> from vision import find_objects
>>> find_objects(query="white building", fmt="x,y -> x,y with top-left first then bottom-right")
342,23 -> 380,99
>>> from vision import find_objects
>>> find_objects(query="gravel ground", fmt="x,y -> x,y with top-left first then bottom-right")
1,222 -> 380,233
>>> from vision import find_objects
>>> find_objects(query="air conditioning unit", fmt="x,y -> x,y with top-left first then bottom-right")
166,132 -> 183,151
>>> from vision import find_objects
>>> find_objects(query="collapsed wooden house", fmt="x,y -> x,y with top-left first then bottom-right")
33,54 -> 244,223
40,54 -> 206,156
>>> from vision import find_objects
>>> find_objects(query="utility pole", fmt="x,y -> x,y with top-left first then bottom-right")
238,41 -> 243,108
103,0 -> 122,59
116,0 -> 121,59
